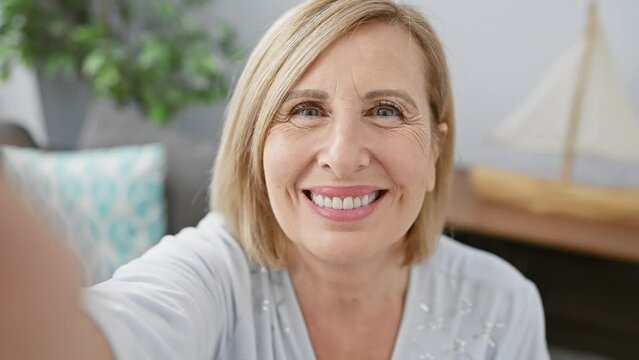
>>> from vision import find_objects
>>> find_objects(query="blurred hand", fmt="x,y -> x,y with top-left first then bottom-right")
0,173 -> 112,360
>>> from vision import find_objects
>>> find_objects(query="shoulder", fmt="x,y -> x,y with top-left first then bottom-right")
113,212 -> 255,300
132,212 -> 248,275
411,236 -> 541,329
420,235 -> 534,295
82,212 -> 253,360
407,236 -> 549,358
89,211 -> 251,308
163,212 -> 240,253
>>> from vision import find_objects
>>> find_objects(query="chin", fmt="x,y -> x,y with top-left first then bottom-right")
295,232 -> 397,266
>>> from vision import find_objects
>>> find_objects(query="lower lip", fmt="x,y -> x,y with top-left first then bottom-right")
303,193 -> 384,222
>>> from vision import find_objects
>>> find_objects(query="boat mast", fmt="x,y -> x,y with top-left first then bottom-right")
560,1 -> 598,183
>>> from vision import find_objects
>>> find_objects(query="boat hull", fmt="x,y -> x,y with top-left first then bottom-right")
469,167 -> 639,224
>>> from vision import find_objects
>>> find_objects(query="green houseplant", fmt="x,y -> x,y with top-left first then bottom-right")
0,0 -> 241,124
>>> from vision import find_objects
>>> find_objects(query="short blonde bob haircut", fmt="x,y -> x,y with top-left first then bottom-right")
211,0 -> 455,268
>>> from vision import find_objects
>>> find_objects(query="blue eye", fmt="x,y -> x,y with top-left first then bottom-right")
300,108 -> 320,117
291,103 -> 322,117
371,101 -> 404,119
376,106 -> 399,117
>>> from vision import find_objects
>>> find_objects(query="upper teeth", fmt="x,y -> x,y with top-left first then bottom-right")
311,191 -> 380,210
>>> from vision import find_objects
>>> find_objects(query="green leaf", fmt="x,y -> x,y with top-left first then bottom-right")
82,50 -> 107,76
93,65 -> 121,94
71,25 -> 102,45
0,60 -> 12,80
48,19 -> 67,37
138,39 -> 171,69
42,54 -> 75,78
219,23 -> 243,61
157,0 -> 176,19
0,0 -> 238,124
148,103 -> 169,125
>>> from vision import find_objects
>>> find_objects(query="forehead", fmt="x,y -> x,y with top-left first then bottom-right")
294,22 -> 427,93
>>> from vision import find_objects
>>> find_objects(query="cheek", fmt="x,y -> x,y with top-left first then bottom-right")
263,138 -> 287,189
263,136 -> 294,234
263,130 -> 316,244
263,129 -> 313,200
380,135 -> 438,196
263,143 -> 293,213
399,124 -> 432,157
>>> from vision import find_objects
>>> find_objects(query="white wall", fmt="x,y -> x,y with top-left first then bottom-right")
0,63 -> 47,146
414,0 -> 639,186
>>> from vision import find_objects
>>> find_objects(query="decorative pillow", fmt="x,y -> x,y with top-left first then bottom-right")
1,144 -> 167,285
78,100 -> 218,234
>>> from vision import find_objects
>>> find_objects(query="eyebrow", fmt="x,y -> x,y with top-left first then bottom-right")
284,88 -> 419,109
284,89 -> 329,101
365,89 -> 418,109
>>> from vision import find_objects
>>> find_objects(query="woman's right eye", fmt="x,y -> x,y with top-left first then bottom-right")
291,103 -> 322,117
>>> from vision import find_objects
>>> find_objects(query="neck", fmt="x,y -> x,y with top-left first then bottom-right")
288,244 -> 409,309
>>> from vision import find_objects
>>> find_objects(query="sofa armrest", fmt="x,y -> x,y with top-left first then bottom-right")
0,121 -> 38,148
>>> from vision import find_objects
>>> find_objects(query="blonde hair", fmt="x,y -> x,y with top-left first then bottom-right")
211,0 -> 455,268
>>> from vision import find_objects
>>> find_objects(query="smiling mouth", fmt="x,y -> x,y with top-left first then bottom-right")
302,190 -> 386,210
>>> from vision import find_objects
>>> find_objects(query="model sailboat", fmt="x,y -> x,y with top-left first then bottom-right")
470,2 -> 639,223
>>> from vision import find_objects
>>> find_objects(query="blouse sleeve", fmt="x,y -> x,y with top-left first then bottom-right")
497,281 -> 551,360
82,227 -> 235,360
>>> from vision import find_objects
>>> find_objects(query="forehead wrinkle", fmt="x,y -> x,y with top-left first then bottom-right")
285,89 -> 329,101
327,74 -> 360,110
342,35 -> 367,103
350,66 -> 364,104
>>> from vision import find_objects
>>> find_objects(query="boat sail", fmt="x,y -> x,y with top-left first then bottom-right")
470,1 -> 639,223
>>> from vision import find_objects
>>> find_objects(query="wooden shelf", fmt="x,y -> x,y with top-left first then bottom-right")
446,168 -> 639,263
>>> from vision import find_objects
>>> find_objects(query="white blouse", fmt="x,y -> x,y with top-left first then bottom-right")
84,213 -> 550,360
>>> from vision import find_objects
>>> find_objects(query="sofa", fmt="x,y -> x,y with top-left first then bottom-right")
0,100 -> 219,283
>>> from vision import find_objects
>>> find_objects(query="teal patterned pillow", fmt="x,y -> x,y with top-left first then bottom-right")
1,144 -> 167,285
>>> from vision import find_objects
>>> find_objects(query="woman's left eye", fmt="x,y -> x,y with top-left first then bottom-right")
370,102 -> 404,119
375,106 -> 399,117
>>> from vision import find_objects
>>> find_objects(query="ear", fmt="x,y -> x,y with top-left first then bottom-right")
426,122 -> 448,192
434,122 -> 448,159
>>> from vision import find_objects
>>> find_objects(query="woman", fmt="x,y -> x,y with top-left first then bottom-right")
0,0 -> 549,359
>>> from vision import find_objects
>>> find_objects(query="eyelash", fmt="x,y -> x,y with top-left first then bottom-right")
373,100 -> 406,119
290,100 -> 407,119
290,102 -> 324,117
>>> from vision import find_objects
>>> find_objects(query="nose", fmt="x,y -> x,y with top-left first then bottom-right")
317,113 -> 371,178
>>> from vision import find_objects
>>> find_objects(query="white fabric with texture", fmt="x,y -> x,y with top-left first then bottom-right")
83,213 -> 550,360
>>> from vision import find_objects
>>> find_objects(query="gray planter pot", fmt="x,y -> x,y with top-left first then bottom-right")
36,73 -> 226,149
37,74 -> 92,149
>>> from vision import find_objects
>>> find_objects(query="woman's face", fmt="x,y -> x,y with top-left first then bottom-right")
263,22 -> 443,266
